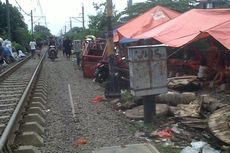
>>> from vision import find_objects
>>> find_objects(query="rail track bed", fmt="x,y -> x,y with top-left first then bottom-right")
0,52 -> 47,153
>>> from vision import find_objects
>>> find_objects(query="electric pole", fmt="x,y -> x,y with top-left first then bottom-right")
31,10 -> 34,37
64,25 -> 66,34
82,5 -> 85,30
70,18 -> 72,30
6,0 -> 11,39
105,0 -> 120,98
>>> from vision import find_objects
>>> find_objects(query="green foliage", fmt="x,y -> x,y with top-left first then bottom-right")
120,90 -> 134,103
0,1 -> 31,51
65,27 -> 85,40
34,25 -> 51,40
0,2 -> 27,39
12,42 -> 27,53
87,2 -> 121,37
13,27 -> 32,51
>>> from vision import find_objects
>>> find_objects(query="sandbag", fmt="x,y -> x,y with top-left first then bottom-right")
156,92 -> 196,106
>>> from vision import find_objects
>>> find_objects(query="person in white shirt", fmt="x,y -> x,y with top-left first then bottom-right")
29,40 -> 37,59
197,56 -> 208,81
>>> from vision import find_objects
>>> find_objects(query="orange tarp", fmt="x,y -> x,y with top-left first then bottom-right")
135,9 -> 230,49
115,5 -> 181,42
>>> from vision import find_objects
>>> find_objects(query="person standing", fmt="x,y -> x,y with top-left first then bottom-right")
63,37 -> 72,58
29,39 -> 37,59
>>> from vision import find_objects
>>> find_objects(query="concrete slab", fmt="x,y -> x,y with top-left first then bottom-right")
14,145 -> 41,153
24,114 -> 45,125
92,143 -> 160,153
33,90 -> 47,97
30,102 -> 46,110
21,122 -> 44,135
15,132 -> 43,146
27,107 -> 45,117
32,93 -> 47,101
31,97 -> 46,105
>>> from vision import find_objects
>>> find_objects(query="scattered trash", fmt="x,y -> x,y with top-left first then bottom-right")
180,141 -> 220,153
157,129 -> 172,138
45,109 -> 50,112
91,96 -> 104,104
191,141 -> 207,151
151,128 -> 172,139
171,125 -> 183,134
162,139 -> 174,146
75,137 -> 87,145
180,146 -> 199,153
202,144 -> 220,153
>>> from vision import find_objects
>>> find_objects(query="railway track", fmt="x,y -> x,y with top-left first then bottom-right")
0,51 -> 47,153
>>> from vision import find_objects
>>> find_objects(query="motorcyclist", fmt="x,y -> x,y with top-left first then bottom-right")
48,37 -> 57,58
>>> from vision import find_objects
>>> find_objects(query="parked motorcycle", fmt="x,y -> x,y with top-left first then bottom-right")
94,55 -> 130,88
48,45 -> 57,61
94,61 -> 109,83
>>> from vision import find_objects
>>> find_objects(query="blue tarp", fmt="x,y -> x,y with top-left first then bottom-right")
119,37 -> 139,44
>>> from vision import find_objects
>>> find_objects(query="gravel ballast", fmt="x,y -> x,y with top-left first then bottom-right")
40,55 -> 143,153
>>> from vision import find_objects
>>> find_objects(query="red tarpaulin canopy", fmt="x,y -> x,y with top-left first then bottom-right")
115,5 -> 181,42
135,9 -> 230,50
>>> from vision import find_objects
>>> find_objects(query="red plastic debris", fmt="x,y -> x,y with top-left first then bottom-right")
91,96 -> 104,104
157,129 -> 172,138
75,137 -> 87,145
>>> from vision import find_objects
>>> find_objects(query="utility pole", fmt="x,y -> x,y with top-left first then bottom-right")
105,0 -> 120,98
6,0 -> 11,39
107,0 -> 113,59
82,5 -> 85,29
70,18 -> 72,30
31,10 -> 34,37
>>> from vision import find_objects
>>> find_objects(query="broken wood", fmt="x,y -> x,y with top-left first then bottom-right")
208,105 -> 230,145
180,117 -> 208,129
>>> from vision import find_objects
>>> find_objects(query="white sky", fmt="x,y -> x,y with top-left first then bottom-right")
10,0 -> 147,35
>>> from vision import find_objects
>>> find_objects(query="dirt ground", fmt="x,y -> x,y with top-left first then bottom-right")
39,53 -> 143,153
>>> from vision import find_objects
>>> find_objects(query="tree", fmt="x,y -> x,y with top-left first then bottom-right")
87,2 -> 121,37
64,27 -> 85,40
0,1 -> 31,52
34,25 -> 52,40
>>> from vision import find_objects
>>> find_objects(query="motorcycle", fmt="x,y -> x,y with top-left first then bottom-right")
48,45 -> 57,61
94,60 -> 109,83
94,56 -> 129,87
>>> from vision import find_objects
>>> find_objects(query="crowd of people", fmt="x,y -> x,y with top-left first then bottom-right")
0,37 -> 27,72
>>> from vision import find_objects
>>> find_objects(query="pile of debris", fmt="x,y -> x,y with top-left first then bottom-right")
108,77 -> 230,152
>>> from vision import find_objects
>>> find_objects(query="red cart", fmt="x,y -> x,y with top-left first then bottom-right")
82,38 -> 107,78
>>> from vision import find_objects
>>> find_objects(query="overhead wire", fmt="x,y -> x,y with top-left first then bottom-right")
14,0 -> 31,16
36,0 -> 47,27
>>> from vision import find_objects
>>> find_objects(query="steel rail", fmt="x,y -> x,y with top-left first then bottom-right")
0,55 -> 31,82
0,51 -> 46,152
